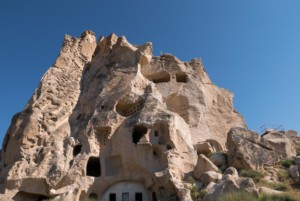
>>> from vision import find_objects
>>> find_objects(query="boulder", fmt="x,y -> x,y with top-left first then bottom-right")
205,182 -> 216,192
262,131 -> 296,158
193,154 -> 219,179
209,153 -> 226,167
203,167 -> 258,201
224,167 -> 239,179
259,187 -> 283,195
285,130 -> 298,138
227,127 -> 279,170
200,171 -> 222,186
194,142 -> 215,156
289,165 -> 299,180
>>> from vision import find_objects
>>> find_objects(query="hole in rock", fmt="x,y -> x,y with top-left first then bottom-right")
154,131 -> 159,137
135,193 -> 143,201
152,148 -> 161,159
73,144 -> 82,156
37,195 -> 51,201
176,71 -> 187,83
166,144 -> 172,150
132,125 -> 148,144
116,99 -> 144,117
86,157 -> 101,177
109,193 -> 116,201
69,160 -> 74,167
13,191 -> 50,201
152,192 -> 158,201
146,70 -> 170,83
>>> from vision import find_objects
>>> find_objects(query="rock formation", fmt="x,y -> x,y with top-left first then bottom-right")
0,31 -> 247,201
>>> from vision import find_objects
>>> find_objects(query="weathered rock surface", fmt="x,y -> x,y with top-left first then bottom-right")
0,31 -> 245,200
262,131 -> 296,158
209,152 -> 226,167
193,154 -> 219,180
193,139 -> 223,156
200,171 -> 222,186
203,167 -> 258,201
227,127 -> 279,170
289,165 -> 300,180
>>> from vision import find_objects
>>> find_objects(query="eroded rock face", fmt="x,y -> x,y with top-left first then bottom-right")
0,31 -> 245,201
227,127 -> 279,170
262,131 -> 296,158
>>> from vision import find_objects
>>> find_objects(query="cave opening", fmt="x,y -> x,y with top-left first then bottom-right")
73,144 -> 82,156
86,157 -> 101,177
132,125 -> 148,144
176,72 -> 187,83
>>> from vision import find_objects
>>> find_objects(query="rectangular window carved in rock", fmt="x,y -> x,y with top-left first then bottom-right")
122,192 -> 129,201
109,193 -> 116,201
135,192 -> 143,201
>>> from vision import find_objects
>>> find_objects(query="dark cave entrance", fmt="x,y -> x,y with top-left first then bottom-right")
86,157 -> 101,177
132,125 -> 147,144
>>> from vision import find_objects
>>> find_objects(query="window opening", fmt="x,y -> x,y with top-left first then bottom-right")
109,193 -> 116,201
135,193 -> 143,201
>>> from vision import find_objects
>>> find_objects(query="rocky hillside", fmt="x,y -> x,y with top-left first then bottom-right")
0,31 -> 299,201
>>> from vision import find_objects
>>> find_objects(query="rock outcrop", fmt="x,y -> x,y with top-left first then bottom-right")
203,167 -> 259,201
227,127 -> 280,170
0,31 -> 245,201
262,131 -> 296,158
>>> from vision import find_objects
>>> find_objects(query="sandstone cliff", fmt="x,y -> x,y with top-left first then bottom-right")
0,31 -> 246,201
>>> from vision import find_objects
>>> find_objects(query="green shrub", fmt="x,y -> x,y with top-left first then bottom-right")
259,193 -> 298,201
277,169 -> 290,182
185,175 -> 207,201
190,187 -> 207,201
280,159 -> 296,168
187,175 -> 196,184
217,191 -> 257,201
240,169 -> 264,183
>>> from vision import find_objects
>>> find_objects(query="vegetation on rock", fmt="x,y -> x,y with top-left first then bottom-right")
240,169 -> 264,183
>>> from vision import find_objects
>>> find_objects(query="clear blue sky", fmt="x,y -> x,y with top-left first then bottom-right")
1,1 -> 300,145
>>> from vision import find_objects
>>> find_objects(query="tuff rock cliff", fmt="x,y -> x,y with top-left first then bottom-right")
0,31 -> 247,201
